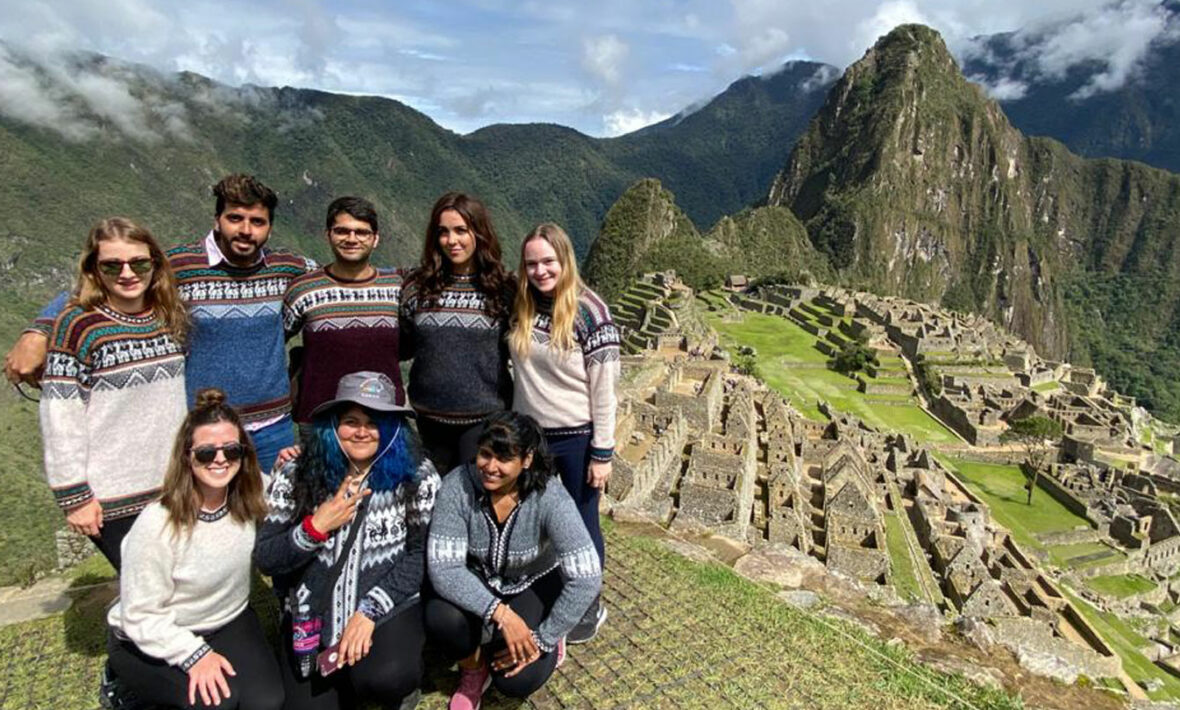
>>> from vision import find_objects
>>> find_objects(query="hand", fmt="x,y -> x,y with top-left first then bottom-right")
187,651 -> 235,707
491,604 -> 539,677
4,331 -> 48,386
339,612 -> 375,666
310,475 -> 370,534
587,459 -> 612,490
274,444 -> 302,469
66,499 -> 103,537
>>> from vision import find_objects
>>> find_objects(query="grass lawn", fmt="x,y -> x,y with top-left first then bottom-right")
708,311 -> 959,445
939,457 -> 1089,552
1062,587 -> 1180,701
1086,574 -> 1158,599
883,513 -> 941,604
1048,541 -> 1126,570
0,392 -> 58,587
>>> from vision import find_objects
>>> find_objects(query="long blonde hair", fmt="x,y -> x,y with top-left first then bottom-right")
73,217 -> 188,344
510,223 -> 584,357
159,388 -> 267,536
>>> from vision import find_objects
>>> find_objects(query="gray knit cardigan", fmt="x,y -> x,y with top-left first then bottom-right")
427,463 -> 602,651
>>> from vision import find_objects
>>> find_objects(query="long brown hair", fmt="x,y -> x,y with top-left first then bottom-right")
407,192 -> 513,319
510,223 -> 584,357
73,217 -> 189,344
159,388 -> 267,535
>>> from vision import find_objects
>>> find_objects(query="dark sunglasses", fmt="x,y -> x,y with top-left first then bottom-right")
97,258 -> 155,276
190,443 -> 246,465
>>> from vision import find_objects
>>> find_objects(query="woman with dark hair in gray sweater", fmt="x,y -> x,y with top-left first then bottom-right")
425,412 -> 601,710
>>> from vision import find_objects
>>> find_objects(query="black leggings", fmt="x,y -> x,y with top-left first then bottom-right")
279,602 -> 424,710
424,571 -> 562,699
89,513 -> 138,572
106,607 -> 283,710
416,417 -> 484,476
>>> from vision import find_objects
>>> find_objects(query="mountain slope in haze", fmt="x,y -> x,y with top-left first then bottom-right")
768,24 -> 1180,417
0,46 -> 831,305
963,0 -> 1180,173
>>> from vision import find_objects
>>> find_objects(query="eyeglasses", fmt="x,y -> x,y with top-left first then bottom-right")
97,258 -> 155,276
330,226 -> 376,240
190,443 -> 246,465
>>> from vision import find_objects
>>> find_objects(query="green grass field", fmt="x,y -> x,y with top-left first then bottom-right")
707,311 -> 959,445
1062,587 -> 1180,701
938,458 -> 1090,552
1048,541 -> 1126,570
1086,573 -> 1158,599
883,513 -> 942,604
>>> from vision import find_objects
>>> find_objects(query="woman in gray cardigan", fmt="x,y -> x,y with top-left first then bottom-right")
426,412 -> 602,709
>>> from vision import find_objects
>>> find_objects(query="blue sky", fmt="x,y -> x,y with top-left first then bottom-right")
0,0 -> 1173,137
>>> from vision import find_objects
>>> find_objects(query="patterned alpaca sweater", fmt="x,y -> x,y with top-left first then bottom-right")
511,288 -> 621,461
427,463 -> 602,652
171,236 -> 315,425
283,267 -> 406,423
40,305 -> 186,517
31,234 -> 315,426
399,272 -> 512,423
254,459 -> 440,647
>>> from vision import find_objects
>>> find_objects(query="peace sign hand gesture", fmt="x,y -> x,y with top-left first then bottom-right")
310,475 -> 370,534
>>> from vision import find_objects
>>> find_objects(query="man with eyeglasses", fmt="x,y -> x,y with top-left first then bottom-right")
6,174 -> 316,473
283,196 -> 407,438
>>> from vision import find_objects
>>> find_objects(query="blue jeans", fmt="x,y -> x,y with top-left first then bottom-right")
250,415 -> 295,476
545,430 -> 604,565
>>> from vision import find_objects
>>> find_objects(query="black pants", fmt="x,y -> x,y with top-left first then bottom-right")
424,571 -> 562,699
417,417 -> 484,476
89,513 -> 139,572
280,602 -> 424,710
546,431 -> 604,565
106,607 -> 283,710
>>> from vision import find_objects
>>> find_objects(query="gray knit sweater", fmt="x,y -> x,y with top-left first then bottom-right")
427,463 -> 601,651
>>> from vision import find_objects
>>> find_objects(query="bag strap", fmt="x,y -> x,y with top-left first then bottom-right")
308,495 -> 369,604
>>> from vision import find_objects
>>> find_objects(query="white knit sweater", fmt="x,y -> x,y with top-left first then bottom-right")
107,502 -> 254,669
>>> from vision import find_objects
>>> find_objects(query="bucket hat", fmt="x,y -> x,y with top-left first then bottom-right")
309,371 -> 414,419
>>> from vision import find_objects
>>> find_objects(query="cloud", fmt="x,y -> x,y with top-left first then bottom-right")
961,0 -> 1176,101
603,107 -> 671,137
968,74 -> 1028,100
0,45 -> 192,142
800,64 -> 840,92
582,34 -> 629,87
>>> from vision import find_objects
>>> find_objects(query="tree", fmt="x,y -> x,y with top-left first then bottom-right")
1000,416 -> 1064,505
829,334 -> 878,375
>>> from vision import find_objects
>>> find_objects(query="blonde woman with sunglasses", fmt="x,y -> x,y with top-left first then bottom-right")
40,217 -> 189,570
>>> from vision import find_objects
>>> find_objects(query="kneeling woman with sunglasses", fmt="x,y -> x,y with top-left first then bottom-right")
106,388 -> 282,710
426,412 -> 602,708
40,217 -> 189,570
254,371 -> 440,710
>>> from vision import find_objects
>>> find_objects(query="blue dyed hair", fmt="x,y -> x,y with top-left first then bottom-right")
292,404 -> 422,516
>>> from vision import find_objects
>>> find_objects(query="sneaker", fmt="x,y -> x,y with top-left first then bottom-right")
398,687 -> 422,710
99,663 -> 147,710
555,637 -> 567,669
567,598 -> 607,645
449,663 -> 491,710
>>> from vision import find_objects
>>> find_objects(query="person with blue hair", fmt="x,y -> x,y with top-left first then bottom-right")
254,371 -> 440,710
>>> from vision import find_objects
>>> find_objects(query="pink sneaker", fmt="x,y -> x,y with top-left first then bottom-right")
555,637 -> 567,669
449,664 -> 491,710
